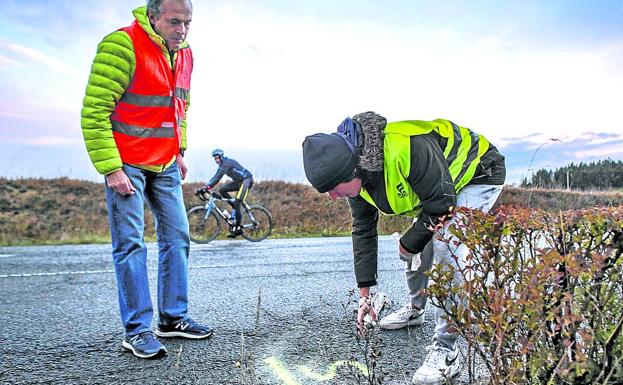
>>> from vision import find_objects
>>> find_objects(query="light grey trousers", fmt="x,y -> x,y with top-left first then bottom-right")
405,184 -> 503,349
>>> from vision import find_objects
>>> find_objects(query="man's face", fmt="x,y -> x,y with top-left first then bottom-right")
327,177 -> 362,201
214,155 -> 222,165
148,0 -> 193,51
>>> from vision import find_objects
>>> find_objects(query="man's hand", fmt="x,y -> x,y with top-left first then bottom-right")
357,296 -> 378,335
176,154 -> 188,180
106,169 -> 136,196
356,287 -> 377,335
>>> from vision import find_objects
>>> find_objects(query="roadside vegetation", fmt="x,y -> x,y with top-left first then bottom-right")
0,177 -> 622,246
428,205 -> 623,384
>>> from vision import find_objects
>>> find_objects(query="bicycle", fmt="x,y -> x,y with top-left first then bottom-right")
187,189 -> 274,244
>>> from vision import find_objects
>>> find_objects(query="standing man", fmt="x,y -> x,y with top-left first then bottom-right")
81,0 -> 213,359
198,149 -> 254,238
302,112 -> 505,384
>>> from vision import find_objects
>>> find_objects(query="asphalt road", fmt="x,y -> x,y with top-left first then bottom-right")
0,237 -> 486,385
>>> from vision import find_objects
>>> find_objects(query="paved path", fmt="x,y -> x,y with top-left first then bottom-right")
0,237 -> 485,385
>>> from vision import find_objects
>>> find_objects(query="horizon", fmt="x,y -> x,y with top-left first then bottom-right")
2,135 -> 622,187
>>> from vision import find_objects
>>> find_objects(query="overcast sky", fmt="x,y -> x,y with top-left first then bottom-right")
1,0 -> 622,183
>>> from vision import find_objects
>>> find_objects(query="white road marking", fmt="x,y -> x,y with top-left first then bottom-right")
0,263 -> 239,279
0,269 -> 115,278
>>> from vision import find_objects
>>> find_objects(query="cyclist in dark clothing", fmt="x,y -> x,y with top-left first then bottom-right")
203,149 -> 254,237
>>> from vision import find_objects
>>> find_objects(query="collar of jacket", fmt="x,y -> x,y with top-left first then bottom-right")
132,6 -> 190,53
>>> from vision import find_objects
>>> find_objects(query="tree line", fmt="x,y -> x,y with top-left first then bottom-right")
521,159 -> 623,190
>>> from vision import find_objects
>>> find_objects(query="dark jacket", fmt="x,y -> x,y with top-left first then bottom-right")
348,133 -> 505,287
207,157 -> 253,188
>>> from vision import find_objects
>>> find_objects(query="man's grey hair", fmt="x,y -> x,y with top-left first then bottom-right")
147,0 -> 192,18
353,111 -> 386,172
146,0 -> 164,18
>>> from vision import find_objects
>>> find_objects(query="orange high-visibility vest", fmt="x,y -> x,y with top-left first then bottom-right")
111,20 -> 192,165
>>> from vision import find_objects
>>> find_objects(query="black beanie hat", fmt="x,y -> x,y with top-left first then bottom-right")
302,133 -> 357,193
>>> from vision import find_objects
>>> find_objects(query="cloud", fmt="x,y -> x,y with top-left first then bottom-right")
26,136 -> 81,146
7,43 -> 75,74
499,131 -> 623,184
0,54 -> 23,70
0,109 -> 48,121
574,146 -> 623,159
572,132 -> 623,146
182,2 -> 623,152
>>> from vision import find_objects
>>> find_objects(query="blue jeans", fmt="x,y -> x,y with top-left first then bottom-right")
106,162 -> 190,336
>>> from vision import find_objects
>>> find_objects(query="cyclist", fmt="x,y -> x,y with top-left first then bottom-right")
201,149 -> 253,237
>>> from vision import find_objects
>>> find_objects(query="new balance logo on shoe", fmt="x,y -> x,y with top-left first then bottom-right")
176,322 -> 189,331
122,331 -> 167,359
154,317 -> 214,340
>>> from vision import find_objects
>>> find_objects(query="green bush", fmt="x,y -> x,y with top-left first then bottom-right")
427,205 -> 623,385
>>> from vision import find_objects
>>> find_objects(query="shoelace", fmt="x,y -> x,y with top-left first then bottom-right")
395,304 -> 416,318
423,345 -> 451,367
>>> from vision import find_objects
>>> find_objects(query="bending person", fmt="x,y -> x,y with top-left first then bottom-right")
301,112 -> 505,385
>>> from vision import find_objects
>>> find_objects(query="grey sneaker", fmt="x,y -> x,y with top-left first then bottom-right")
155,317 -> 214,339
412,344 -> 460,385
122,331 -> 167,359
378,304 -> 425,330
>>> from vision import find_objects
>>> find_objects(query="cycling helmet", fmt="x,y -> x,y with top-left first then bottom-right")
212,148 -> 224,158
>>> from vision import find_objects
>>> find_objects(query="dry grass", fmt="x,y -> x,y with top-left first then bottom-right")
1,177 -> 622,246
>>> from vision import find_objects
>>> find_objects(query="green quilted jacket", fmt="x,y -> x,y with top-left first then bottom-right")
80,6 -> 190,175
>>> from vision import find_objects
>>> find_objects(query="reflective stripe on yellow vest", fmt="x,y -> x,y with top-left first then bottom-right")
359,119 -> 490,216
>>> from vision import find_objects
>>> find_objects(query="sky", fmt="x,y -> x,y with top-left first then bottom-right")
1,0 -> 622,185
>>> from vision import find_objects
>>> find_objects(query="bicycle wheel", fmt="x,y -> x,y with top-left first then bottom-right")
187,206 -> 221,243
241,205 -> 273,242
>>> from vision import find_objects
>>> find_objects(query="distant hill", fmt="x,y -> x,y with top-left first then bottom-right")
1,178 -> 622,246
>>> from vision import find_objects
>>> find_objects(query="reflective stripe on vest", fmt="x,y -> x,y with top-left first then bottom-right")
175,87 -> 189,101
118,87 -> 189,107
359,119 -> 490,216
112,121 -> 176,138
119,93 -> 172,107
111,20 -> 192,165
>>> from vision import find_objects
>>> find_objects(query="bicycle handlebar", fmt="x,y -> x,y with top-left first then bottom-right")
194,189 -> 234,203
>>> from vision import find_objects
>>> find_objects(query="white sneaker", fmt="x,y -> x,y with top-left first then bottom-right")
378,304 -> 425,330
412,344 -> 460,385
